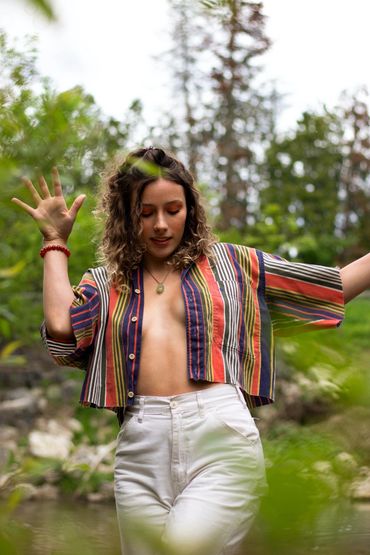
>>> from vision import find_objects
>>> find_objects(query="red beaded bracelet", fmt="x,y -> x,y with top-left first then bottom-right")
39,244 -> 71,258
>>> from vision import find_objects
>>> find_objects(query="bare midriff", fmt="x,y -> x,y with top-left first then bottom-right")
136,269 -> 221,396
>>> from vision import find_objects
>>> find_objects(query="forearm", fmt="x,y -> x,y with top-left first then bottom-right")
340,252 -> 370,303
43,240 -> 75,339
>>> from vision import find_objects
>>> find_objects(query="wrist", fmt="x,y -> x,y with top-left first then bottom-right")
40,243 -> 71,259
42,238 -> 69,247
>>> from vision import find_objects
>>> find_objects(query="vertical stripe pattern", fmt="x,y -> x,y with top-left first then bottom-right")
40,243 -> 345,416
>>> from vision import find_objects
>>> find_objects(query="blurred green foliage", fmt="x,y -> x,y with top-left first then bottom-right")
277,295 -> 370,409
0,490 -> 34,555
0,31 -> 142,345
218,101 -> 370,267
260,111 -> 345,264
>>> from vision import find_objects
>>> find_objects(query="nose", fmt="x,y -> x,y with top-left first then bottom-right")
153,212 -> 168,232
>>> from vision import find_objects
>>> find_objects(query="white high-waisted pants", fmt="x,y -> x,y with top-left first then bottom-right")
114,384 -> 267,555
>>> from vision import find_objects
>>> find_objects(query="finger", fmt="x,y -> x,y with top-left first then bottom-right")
11,197 -> 37,217
22,177 -> 43,205
38,175 -> 51,198
51,167 -> 63,197
69,194 -> 86,220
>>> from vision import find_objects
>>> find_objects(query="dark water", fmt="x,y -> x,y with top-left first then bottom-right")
6,499 -> 370,555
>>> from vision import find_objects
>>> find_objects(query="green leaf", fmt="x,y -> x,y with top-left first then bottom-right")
0,340 -> 23,359
0,261 -> 27,278
23,0 -> 56,21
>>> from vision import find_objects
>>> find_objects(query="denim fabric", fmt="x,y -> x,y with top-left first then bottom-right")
114,384 -> 267,555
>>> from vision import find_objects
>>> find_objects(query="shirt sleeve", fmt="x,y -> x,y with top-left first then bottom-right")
261,251 -> 345,336
40,270 -> 100,369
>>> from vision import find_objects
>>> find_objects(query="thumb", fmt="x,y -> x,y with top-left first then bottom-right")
69,194 -> 87,220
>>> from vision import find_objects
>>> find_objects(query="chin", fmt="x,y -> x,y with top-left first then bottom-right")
147,245 -> 179,261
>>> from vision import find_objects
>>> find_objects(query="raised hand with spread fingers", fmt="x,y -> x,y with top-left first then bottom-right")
11,167 -> 86,243
12,167 -> 87,340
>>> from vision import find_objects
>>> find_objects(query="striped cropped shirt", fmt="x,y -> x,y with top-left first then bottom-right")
40,242 -> 345,419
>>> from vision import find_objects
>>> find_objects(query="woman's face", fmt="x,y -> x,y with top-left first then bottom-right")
137,178 -> 187,265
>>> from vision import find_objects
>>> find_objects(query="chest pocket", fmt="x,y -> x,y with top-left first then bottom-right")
213,279 -> 248,354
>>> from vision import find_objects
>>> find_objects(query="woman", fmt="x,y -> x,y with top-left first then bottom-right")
11,147 -> 369,555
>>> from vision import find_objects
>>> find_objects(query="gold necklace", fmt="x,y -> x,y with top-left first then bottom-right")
145,266 -> 172,294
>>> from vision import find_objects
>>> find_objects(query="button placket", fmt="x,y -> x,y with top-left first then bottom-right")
126,268 -> 142,410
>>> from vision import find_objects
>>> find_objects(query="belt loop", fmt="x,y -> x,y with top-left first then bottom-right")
138,396 -> 145,423
196,391 -> 205,418
235,384 -> 246,407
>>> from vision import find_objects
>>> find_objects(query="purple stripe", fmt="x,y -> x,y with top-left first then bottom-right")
270,300 -> 342,321
256,249 -> 274,398
182,271 -> 206,380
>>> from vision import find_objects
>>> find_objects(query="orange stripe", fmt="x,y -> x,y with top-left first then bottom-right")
105,286 -> 118,405
198,256 -> 225,381
79,278 -> 96,287
310,318 -> 342,327
250,249 -> 261,394
75,336 -> 92,349
267,273 -> 343,303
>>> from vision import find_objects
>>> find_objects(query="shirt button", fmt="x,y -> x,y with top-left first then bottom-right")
129,353 -> 135,360
128,391 -> 134,398
131,316 -> 138,322
134,288 -> 140,294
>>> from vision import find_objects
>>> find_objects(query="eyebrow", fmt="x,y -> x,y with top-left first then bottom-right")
141,200 -> 184,207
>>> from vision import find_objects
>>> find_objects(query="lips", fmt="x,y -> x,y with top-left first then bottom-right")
151,238 -> 171,246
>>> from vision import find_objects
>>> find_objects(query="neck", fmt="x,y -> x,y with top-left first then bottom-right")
142,256 -> 172,275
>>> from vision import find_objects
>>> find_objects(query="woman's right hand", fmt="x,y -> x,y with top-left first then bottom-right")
11,167 -> 86,243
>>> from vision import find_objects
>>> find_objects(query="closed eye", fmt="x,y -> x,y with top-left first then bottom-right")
141,210 -> 180,218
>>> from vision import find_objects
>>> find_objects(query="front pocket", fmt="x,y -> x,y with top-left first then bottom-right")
117,411 -> 137,438
212,405 -> 260,444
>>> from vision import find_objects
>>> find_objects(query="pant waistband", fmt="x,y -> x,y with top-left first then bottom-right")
125,384 -> 247,421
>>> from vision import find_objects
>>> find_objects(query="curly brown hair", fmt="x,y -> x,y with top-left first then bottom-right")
95,146 -> 218,290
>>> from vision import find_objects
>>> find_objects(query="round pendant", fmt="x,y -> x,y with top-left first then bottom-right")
156,283 -> 165,294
